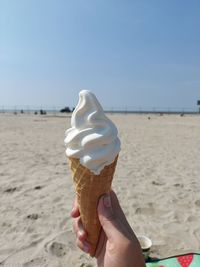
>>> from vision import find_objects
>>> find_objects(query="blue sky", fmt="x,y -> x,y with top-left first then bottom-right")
1,0 -> 200,111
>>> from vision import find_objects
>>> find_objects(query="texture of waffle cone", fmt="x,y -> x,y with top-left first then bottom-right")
68,156 -> 118,257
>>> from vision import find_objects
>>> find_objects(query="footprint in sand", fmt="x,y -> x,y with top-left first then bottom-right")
49,241 -> 67,257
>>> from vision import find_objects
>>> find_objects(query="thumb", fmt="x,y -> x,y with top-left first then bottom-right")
97,191 -> 126,241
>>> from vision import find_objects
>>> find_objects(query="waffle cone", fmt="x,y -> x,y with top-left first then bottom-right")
68,156 -> 118,256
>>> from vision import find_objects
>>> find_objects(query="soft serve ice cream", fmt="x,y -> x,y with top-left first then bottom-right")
64,90 -> 120,175
65,90 -> 120,256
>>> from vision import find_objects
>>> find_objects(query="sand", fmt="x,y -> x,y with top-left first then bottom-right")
0,113 -> 200,266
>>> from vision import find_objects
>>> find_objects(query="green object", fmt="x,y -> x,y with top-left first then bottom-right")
146,253 -> 200,267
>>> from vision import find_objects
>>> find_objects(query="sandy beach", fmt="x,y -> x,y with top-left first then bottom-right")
1,112 -> 200,267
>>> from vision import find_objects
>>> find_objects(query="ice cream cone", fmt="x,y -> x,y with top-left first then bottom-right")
68,155 -> 118,257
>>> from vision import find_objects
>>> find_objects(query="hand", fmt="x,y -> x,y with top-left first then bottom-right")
71,191 -> 145,267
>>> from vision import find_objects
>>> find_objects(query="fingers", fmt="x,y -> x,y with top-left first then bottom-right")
72,215 -> 91,254
71,198 -> 87,242
76,238 -> 91,254
71,198 -> 80,218
71,198 -> 91,253
73,217 -> 87,241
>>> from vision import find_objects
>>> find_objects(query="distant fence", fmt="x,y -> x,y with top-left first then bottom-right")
0,105 -> 199,114
0,105 -> 62,113
104,105 -> 200,114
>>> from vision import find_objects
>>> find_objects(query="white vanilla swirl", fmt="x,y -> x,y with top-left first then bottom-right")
64,90 -> 120,175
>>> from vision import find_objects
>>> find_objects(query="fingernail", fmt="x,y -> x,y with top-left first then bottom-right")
103,194 -> 112,208
78,230 -> 84,238
83,242 -> 90,253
